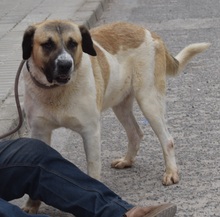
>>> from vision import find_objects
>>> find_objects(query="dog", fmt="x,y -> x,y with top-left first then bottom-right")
21,20 -> 209,213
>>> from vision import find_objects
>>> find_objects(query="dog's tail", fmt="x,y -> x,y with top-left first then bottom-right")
166,43 -> 211,76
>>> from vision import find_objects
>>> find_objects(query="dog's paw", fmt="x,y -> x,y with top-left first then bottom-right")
22,206 -> 38,214
111,158 -> 133,169
162,171 -> 179,186
22,199 -> 41,214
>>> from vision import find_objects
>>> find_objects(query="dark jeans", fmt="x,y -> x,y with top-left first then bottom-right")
0,138 -> 133,217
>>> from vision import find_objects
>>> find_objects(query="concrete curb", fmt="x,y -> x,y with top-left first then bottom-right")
74,0 -> 112,29
0,0 -> 112,141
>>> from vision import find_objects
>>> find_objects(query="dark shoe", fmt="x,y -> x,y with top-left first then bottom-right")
124,203 -> 177,217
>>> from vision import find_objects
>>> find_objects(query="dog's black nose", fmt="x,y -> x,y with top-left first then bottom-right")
57,60 -> 72,73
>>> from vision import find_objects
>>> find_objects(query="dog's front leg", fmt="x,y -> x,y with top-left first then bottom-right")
30,123 -> 53,145
22,122 -> 53,214
81,123 -> 101,180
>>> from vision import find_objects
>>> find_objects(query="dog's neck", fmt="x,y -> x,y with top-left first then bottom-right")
26,60 -> 59,89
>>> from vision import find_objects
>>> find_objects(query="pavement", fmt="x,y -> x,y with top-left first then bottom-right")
0,0 -> 112,140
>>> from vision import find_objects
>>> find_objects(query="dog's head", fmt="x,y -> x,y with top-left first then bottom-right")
22,20 -> 96,84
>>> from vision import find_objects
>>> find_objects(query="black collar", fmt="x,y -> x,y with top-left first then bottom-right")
26,61 -> 59,89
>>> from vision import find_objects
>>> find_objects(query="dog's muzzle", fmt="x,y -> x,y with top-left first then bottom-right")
56,59 -> 72,83
55,52 -> 74,84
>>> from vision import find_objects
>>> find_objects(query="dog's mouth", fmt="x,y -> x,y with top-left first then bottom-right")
55,74 -> 71,84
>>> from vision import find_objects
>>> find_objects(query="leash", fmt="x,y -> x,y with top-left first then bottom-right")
0,60 -> 25,139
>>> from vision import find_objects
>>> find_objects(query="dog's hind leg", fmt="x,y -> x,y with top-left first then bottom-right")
136,90 -> 179,186
111,94 -> 144,168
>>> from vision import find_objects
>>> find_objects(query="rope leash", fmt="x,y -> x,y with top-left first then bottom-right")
0,60 -> 25,139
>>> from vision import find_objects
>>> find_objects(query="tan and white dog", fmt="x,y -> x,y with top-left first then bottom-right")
22,20 -> 209,213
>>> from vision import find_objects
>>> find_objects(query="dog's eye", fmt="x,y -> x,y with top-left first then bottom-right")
67,39 -> 77,50
41,41 -> 55,51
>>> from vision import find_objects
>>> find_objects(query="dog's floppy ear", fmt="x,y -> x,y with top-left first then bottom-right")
79,25 -> 97,56
22,25 -> 36,60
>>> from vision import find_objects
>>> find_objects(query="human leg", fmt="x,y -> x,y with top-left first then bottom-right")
124,204 -> 177,217
0,138 -> 177,217
0,138 -> 133,217
0,198 -> 48,217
